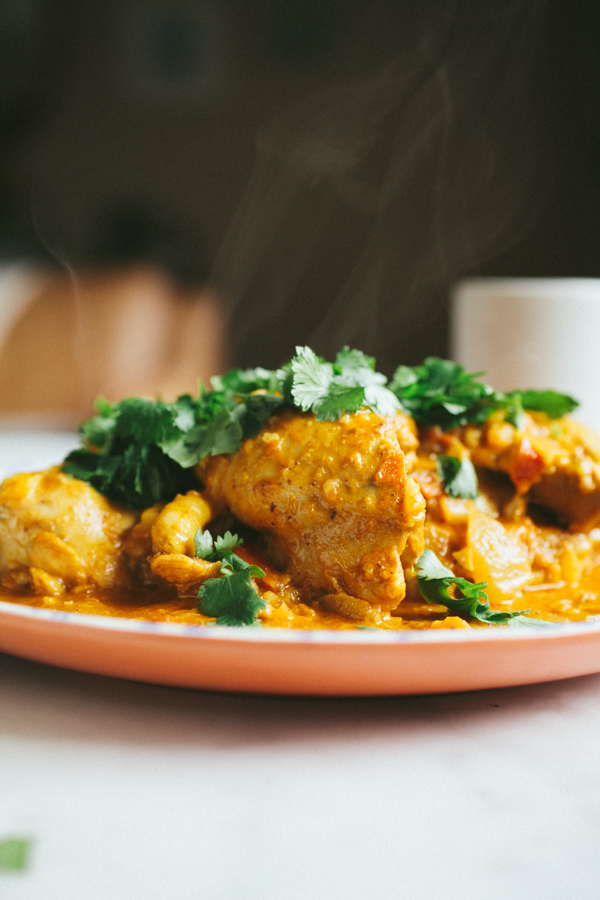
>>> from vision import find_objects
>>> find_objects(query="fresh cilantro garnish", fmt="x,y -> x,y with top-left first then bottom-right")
195,529 -> 266,626
390,357 -> 578,431
291,346 -> 334,411
62,348 -> 579,509
210,366 -> 282,395
63,396 -> 200,509
436,455 -> 478,499
199,569 -> 266,626
312,383 -> 366,421
390,358 -> 496,429
194,529 -> 245,560
0,838 -> 31,872
508,389 -> 578,420
291,345 -> 400,421
415,549 -> 551,627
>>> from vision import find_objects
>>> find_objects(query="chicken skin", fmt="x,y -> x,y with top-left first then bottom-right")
0,467 -> 137,593
199,409 -> 426,618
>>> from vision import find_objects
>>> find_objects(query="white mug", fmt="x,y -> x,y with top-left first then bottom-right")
450,278 -> 600,432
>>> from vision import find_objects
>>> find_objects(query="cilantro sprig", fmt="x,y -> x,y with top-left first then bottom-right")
390,357 -> 578,431
436,455 -> 478,499
291,346 -> 400,420
195,530 -> 266,626
416,549 -> 551,627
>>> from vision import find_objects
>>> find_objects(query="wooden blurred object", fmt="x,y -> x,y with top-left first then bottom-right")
0,265 -> 226,427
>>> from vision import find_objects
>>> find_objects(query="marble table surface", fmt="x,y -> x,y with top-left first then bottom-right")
1,433 -> 600,899
2,654 -> 600,900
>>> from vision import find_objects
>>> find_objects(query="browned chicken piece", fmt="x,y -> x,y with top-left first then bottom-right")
0,467 -> 137,592
199,409 -> 426,619
417,410 -> 600,529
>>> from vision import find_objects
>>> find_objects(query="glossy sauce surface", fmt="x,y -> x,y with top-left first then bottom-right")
3,540 -> 600,630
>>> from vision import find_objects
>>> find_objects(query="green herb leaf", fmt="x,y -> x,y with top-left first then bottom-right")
290,345 -> 400,420
390,358 -> 579,431
194,529 -> 215,560
194,529 -> 265,626
62,443 -> 198,509
211,366 -> 282,395
0,838 -> 31,872
334,346 -> 377,373
290,346 -> 333,411
415,549 -> 551,626
333,346 -> 400,417
214,531 -> 244,554
436,455 -> 479,499
194,529 -> 244,561
314,383 -> 365,421
503,392 -> 526,431
390,358 -> 498,429
507,614 -> 556,628
508,389 -> 579,420
233,392 -> 285,439
198,548 -> 266,626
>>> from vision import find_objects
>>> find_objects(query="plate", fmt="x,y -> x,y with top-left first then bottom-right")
2,600 -> 600,695
2,432 -> 600,695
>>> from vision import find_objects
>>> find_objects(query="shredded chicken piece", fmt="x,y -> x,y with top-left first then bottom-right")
148,552 -> 220,587
151,491 -> 213,555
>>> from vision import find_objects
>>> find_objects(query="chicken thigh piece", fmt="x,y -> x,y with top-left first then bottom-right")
200,409 -> 426,617
0,467 -> 137,593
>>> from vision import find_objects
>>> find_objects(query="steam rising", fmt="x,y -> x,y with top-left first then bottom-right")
214,0 -> 546,372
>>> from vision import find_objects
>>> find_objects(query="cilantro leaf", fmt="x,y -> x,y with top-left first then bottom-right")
507,613 -> 556,628
80,397 -> 116,452
194,528 -> 265,625
314,383 -> 365,421
362,383 -> 402,418
194,529 -> 215,559
436,455 -> 479,499
194,528 -> 244,561
390,365 -> 417,390
334,346 -> 377,373
62,443 -> 198,508
508,389 -> 578,420
233,392 -> 285,438
214,531 -> 244,554
390,358 -> 498,429
289,345 -> 401,419
211,366 -> 282,395
291,346 -> 333,411
390,358 -> 579,431
199,568 -> 266,626
502,392 -> 526,431
333,346 -> 400,417
415,549 -> 551,626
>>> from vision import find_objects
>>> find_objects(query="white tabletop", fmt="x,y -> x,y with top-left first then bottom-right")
1,434 -> 600,899
2,655 -> 600,900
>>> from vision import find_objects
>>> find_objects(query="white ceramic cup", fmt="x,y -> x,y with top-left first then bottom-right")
450,278 -> 600,432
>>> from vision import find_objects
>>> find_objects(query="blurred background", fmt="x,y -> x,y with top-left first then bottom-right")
0,0 -> 598,424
